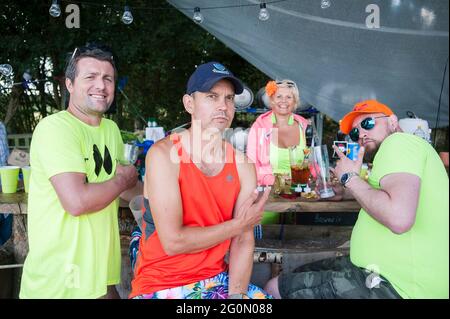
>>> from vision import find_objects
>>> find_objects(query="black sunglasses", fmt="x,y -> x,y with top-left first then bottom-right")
349,115 -> 389,142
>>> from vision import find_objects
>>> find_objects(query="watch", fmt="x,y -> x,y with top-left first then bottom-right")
340,172 -> 359,187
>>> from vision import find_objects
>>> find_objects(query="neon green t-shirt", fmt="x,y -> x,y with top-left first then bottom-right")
269,124 -> 306,175
20,111 -> 124,299
350,133 -> 449,299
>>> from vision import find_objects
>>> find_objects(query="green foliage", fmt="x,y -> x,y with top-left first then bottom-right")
0,0 -> 269,134
120,130 -> 143,144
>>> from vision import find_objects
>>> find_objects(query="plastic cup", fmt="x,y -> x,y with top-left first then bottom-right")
129,195 -> 144,230
273,173 -> 292,195
22,166 -> 31,193
123,143 -> 139,165
310,146 -> 335,199
289,147 -> 303,184
0,166 -> 20,193
261,211 -> 280,225
359,163 -> 368,180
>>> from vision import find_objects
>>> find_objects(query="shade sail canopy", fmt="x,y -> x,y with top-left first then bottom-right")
168,0 -> 449,127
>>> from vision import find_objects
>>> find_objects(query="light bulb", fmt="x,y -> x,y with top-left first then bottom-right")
122,6 -> 133,25
193,7 -> 203,24
49,0 -> 61,18
4,78 -> 14,88
0,64 -> 13,76
321,0 -> 331,9
23,70 -> 32,82
258,3 -> 270,21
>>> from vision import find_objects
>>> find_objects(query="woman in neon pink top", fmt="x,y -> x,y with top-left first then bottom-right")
246,80 -> 309,186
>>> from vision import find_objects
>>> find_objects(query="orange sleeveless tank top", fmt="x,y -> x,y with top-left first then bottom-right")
130,133 -> 240,297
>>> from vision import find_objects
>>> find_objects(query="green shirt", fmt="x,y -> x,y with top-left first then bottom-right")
350,133 -> 449,298
269,124 -> 306,175
20,111 -> 124,299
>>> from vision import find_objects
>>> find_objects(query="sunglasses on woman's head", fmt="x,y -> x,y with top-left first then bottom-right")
275,80 -> 296,88
348,115 -> 389,142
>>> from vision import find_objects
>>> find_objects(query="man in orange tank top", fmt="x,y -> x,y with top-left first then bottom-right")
130,62 -> 272,299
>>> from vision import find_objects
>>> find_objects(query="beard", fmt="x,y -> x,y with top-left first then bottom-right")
363,140 -> 382,163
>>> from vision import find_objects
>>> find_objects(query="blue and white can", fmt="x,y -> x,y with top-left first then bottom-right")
347,143 -> 360,161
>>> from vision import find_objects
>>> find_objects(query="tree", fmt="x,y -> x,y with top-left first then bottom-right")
0,0 -> 269,134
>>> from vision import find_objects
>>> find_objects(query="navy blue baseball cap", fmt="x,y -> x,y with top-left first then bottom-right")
186,62 -> 244,95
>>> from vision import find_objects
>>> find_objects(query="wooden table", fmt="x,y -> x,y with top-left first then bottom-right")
0,191 -> 136,257
265,195 -> 360,213
0,193 -> 27,215
0,192 -> 29,268
0,192 -> 361,215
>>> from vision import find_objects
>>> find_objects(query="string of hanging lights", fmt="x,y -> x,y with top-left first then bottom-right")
122,5 -> 133,24
320,0 -> 331,9
193,7 -> 203,24
49,0 -> 62,17
48,1 -> 332,25
258,3 -> 270,21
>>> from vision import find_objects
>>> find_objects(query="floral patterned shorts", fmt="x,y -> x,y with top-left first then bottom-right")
132,271 -> 273,299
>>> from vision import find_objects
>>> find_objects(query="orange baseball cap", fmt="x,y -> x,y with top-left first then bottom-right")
339,100 -> 394,134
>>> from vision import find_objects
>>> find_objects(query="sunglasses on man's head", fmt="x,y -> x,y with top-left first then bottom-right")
70,43 -> 114,60
348,115 -> 389,142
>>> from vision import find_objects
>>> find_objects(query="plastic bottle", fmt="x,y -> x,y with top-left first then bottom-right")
147,117 -> 157,128
413,125 -> 426,140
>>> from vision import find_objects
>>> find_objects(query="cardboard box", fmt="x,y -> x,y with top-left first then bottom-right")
7,149 -> 29,167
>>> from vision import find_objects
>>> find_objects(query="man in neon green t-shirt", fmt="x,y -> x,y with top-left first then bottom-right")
265,100 -> 448,299
20,44 -> 141,299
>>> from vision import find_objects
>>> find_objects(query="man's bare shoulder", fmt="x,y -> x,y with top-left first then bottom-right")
146,135 -> 180,166
231,146 -> 257,200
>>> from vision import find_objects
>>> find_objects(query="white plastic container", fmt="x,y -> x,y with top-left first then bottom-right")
145,126 -> 165,142
234,86 -> 254,111
398,118 -> 431,143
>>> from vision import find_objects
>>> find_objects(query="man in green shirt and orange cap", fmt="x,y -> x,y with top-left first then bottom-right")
265,100 -> 449,299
